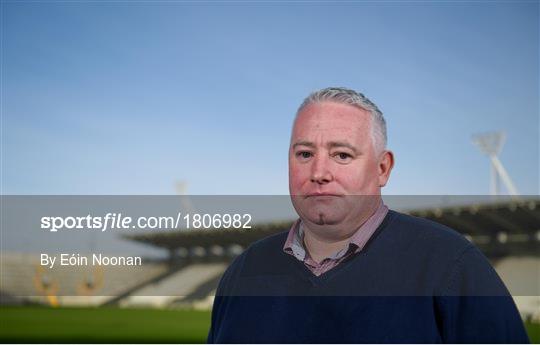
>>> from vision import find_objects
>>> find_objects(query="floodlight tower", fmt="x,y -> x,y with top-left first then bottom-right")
472,131 -> 519,198
175,180 -> 196,220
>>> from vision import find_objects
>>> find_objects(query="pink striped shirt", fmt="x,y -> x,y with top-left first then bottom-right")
283,202 -> 389,276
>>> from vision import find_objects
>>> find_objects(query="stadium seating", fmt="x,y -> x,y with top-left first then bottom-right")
0,252 -> 168,306
118,263 -> 227,308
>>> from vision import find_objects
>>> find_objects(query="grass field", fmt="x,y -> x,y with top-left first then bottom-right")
527,321 -> 540,344
0,306 -> 211,343
1,306 -> 539,343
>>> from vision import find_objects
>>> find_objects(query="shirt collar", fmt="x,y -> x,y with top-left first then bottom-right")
283,201 -> 389,261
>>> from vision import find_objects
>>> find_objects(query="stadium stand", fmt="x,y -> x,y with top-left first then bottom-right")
118,263 -> 228,308
1,198 -> 538,320
494,256 -> 540,320
0,252 -> 168,306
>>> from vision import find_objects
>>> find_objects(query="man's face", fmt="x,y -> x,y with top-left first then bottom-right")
289,101 -> 391,238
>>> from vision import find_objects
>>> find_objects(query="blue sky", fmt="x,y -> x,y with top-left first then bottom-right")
2,1 -> 538,195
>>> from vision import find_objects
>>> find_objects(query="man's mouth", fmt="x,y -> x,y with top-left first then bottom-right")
304,193 -> 342,198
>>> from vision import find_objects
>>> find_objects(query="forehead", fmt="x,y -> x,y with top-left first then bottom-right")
292,101 -> 371,142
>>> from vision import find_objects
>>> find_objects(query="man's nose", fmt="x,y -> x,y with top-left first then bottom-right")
310,154 -> 333,184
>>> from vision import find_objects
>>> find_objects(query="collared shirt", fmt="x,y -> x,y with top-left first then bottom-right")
283,202 -> 389,276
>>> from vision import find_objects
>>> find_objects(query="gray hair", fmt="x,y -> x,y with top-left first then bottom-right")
296,87 -> 387,153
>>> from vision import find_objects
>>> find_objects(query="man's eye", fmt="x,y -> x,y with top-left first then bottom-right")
334,152 -> 352,161
296,151 -> 312,159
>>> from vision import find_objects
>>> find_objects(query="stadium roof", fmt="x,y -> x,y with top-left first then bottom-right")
126,198 -> 540,259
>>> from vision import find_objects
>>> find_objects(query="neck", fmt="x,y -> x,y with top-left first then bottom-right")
303,231 -> 350,263
302,200 -> 381,263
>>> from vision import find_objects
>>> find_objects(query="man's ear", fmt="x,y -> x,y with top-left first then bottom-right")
378,150 -> 394,187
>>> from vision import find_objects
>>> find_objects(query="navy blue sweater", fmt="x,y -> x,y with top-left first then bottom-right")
208,210 -> 529,343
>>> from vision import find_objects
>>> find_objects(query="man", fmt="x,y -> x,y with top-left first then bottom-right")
207,87 -> 529,343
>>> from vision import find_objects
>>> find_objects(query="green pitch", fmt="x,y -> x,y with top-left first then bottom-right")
0,306 -> 211,343
1,306 -> 539,343
527,321 -> 540,344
